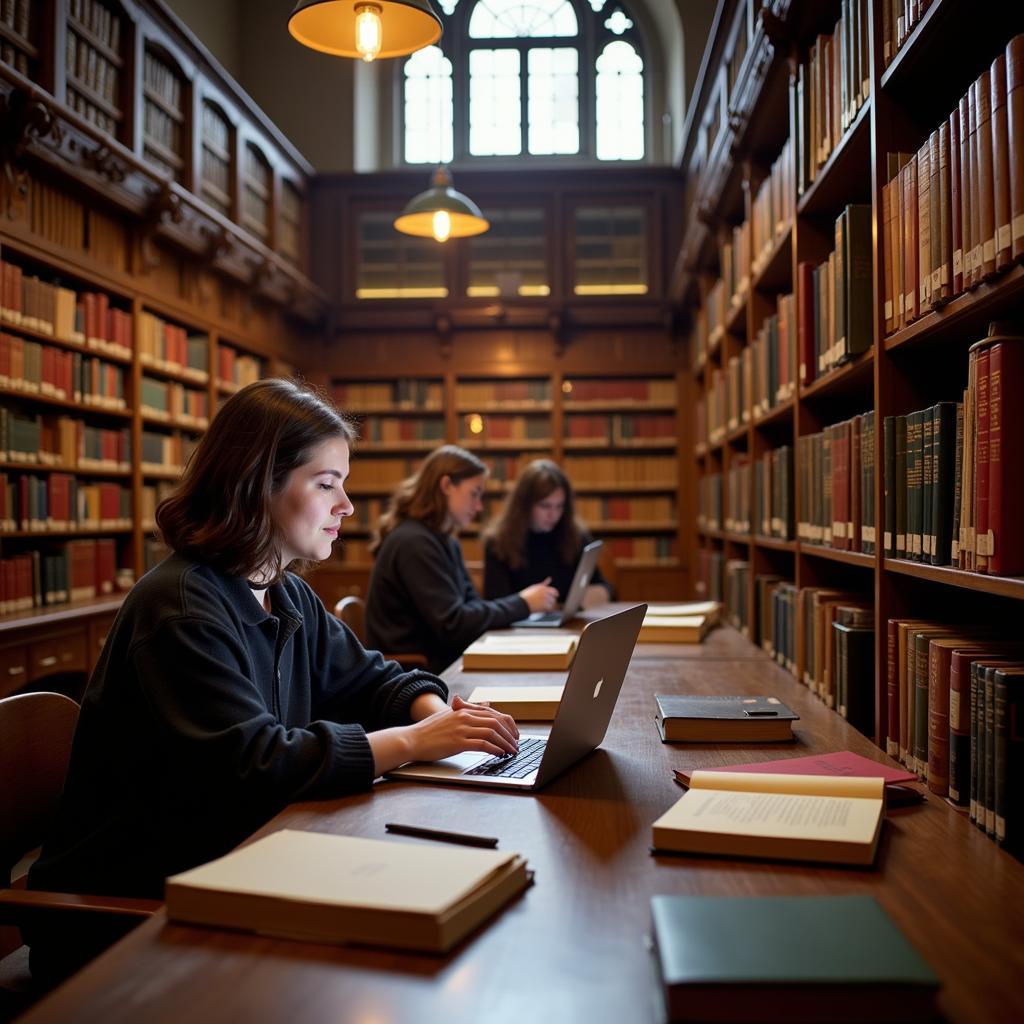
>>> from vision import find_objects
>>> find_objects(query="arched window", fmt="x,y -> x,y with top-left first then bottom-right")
402,0 -> 645,164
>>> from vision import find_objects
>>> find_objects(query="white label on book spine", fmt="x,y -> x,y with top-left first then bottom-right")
884,300 -> 893,320
972,244 -> 983,270
912,535 -> 921,555
953,250 -> 963,275
884,530 -> 893,549
984,238 -> 996,262
931,268 -> 941,291
998,224 -> 1011,250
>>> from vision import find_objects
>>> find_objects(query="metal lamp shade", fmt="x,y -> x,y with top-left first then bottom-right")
288,0 -> 442,59
394,169 -> 489,239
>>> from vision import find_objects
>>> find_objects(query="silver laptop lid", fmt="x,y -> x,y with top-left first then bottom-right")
533,602 -> 647,787
556,539 -> 603,623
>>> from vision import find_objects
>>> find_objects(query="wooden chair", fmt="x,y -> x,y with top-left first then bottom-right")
0,693 -> 160,1019
333,596 -> 428,670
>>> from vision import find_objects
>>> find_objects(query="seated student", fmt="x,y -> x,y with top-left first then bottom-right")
365,445 -> 559,673
483,459 -> 614,606
26,380 -> 519,986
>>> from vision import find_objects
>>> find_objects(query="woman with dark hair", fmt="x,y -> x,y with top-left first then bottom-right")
365,445 -> 559,673
27,380 -> 520,985
483,459 -> 614,606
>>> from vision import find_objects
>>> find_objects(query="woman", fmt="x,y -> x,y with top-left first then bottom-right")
483,459 -> 614,606
365,445 -> 558,673
27,380 -> 519,984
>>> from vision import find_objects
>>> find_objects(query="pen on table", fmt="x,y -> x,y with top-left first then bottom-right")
384,822 -> 500,848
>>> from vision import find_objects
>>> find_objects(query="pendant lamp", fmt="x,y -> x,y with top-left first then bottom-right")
394,166 -> 489,243
288,0 -> 441,62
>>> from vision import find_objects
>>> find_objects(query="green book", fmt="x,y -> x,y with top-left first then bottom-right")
650,894 -> 939,1024
895,415 -> 907,557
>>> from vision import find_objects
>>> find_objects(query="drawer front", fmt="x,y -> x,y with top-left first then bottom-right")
0,644 -> 30,698
30,631 -> 88,681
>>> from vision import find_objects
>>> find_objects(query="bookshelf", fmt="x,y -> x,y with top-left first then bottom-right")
680,0 -> 1024,778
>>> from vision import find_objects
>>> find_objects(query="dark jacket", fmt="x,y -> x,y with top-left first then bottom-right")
365,518 -> 529,673
483,529 -> 614,602
29,553 -> 447,903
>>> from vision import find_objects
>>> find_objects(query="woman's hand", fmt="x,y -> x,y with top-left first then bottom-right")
405,694 -> 520,763
520,576 -> 560,613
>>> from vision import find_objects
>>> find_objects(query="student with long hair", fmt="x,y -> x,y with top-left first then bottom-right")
483,459 -> 614,606
365,445 -> 559,673
27,381 -> 519,985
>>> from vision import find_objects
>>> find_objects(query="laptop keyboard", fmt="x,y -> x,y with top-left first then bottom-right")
464,736 -> 547,779
528,611 -> 560,624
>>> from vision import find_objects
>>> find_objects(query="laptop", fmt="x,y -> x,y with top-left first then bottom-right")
386,603 -> 647,791
511,539 -> 603,628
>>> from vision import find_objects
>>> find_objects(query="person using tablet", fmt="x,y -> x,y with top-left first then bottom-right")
26,381 -> 520,986
483,459 -> 614,607
365,445 -> 558,673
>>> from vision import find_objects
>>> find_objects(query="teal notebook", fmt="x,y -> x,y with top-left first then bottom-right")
650,894 -> 939,1023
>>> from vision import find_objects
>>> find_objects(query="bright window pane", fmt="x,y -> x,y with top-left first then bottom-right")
468,0 -> 578,39
528,48 -> 579,154
596,40 -> 644,160
469,49 -> 521,156
403,46 -> 454,164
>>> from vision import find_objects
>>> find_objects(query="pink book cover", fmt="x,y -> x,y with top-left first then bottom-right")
674,750 -> 918,786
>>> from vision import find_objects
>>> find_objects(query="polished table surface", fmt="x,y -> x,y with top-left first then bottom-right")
20,617 -> 1024,1024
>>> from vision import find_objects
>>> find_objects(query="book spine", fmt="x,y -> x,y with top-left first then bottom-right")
950,107 -> 963,294
914,633 -> 930,778
895,415 -> 907,558
922,405 -> 934,560
887,618 -> 899,757
985,667 -> 997,836
987,341 -> 1024,575
927,643 -> 952,796
991,53 -> 1012,271
948,654 -> 970,805
968,80 -> 980,288
937,122 -> 952,304
951,400 -> 964,564
976,69 -> 996,280
970,663 -> 981,821
975,347 -> 991,572
1009,35 -> 1024,261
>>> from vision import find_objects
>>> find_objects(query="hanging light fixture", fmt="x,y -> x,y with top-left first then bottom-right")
288,0 -> 441,63
394,166 -> 489,243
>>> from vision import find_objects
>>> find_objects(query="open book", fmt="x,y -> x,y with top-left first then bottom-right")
462,632 -> 578,670
467,685 -> 564,720
165,829 -> 531,953
651,771 -> 885,866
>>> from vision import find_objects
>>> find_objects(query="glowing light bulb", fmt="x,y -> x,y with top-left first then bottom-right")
467,413 -> 484,435
354,3 -> 382,62
432,209 -> 451,243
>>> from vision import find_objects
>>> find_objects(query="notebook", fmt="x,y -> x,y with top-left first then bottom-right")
510,540 -> 603,628
386,603 -> 646,790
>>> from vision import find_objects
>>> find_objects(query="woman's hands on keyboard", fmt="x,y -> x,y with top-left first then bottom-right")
405,694 -> 520,762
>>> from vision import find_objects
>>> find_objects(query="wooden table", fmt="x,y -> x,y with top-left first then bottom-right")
19,625 -> 1024,1024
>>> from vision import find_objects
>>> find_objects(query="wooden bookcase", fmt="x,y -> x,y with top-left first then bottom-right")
0,0 -> 325,700
679,0 -> 1024,761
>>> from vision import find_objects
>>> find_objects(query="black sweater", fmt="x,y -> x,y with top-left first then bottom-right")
365,518 -> 529,673
29,553 -> 448,903
483,529 -> 614,602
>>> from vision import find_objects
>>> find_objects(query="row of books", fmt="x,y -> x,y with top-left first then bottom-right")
217,348 -> 263,388
755,445 -> 795,540
695,548 -> 724,602
881,37 -> 1024,336
0,539 -> 129,613
143,49 -> 182,114
69,0 -> 122,50
802,205 -> 873,380
602,536 -> 676,563
797,410 -> 878,554
66,29 -> 118,109
696,472 -> 722,532
880,326 -> 1023,574
718,221 -> 750,317
0,410 -> 131,470
139,378 -> 209,427
722,558 -> 750,635
885,621 -> 1023,856
795,0 -> 871,197
457,380 -> 551,406
458,416 -> 550,443
0,260 -> 133,356
574,495 -> 674,524
137,312 -> 208,378
765,583 -> 874,733
561,454 -> 677,489
1,40 -> 30,77
360,417 -> 446,444
0,0 -> 30,40
140,430 -> 196,475
881,0 -> 932,68
0,473 -> 131,532
1,334 -> 128,408
563,413 -> 676,444
333,380 -> 443,411
750,137 -> 795,277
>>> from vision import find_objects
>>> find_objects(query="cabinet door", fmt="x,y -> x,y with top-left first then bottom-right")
30,631 -> 88,682
0,644 -> 30,698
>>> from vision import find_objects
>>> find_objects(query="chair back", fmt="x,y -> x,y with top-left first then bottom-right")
0,693 -> 79,887
334,595 -> 366,644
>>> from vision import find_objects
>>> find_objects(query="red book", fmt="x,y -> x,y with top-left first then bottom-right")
987,337 -> 1024,574
991,54 -> 1012,271
1009,35 -> 1024,261
797,261 -> 814,384
974,345 -> 991,572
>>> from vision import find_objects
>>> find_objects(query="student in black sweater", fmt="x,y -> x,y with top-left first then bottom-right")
27,381 -> 520,987
365,445 -> 559,673
483,459 -> 614,606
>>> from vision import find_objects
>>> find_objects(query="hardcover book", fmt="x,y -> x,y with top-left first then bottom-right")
461,633 -> 577,671
650,894 -> 939,1023
466,685 -> 564,720
165,829 -> 531,953
655,695 -> 798,743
